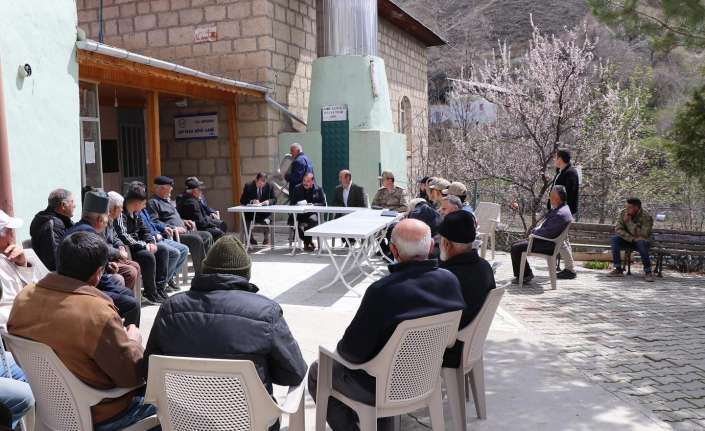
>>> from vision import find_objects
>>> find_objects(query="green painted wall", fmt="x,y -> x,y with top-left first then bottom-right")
0,2 -> 82,241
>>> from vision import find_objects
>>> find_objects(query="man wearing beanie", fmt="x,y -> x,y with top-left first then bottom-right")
143,236 -> 307,430
438,210 -> 496,368
66,191 -> 141,326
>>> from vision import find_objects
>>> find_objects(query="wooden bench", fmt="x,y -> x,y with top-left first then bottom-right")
568,223 -> 705,276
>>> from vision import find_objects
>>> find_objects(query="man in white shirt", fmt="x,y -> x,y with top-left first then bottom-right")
0,211 -> 46,329
0,210 -> 38,428
332,170 -> 366,209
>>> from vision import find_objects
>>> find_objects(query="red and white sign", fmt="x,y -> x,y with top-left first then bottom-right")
194,25 -> 217,43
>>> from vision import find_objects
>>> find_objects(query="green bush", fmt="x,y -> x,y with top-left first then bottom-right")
584,261 -> 610,270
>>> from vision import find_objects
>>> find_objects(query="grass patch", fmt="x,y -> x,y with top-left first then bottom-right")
584,261 -> 609,270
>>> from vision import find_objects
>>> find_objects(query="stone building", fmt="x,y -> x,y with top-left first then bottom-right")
76,0 -> 444,221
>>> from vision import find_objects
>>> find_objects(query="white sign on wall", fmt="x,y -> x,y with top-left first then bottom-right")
194,25 -> 217,43
175,113 -> 218,140
322,105 -> 348,122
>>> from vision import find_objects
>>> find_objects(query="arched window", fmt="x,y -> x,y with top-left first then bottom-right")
400,97 -> 412,146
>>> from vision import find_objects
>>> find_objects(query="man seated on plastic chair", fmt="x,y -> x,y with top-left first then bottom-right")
307,219 -> 465,431
8,232 -> 158,431
143,236 -> 306,431
0,211 -> 38,429
510,185 -> 573,285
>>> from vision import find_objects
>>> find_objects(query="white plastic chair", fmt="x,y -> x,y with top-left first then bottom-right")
519,223 -> 572,290
475,203 -> 501,260
442,287 -> 506,431
315,311 -> 462,431
2,333 -> 158,431
144,355 -> 305,431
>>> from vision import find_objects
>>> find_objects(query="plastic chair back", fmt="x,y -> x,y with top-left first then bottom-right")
4,334 -> 92,430
459,287 -> 505,368
367,311 -> 461,410
475,202 -> 500,233
145,356 -> 282,431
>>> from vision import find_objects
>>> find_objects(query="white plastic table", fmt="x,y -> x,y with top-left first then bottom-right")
227,205 -> 361,254
305,209 -> 400,296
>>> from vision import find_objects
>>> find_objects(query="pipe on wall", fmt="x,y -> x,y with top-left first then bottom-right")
0,57 -> 16,240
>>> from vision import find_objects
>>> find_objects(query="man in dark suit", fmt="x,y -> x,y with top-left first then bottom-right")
176,177 -> 226,242
240,172 -> 277,246
290,172 -> 326,252
332,169 -> 366,209
548,149 -> 580,280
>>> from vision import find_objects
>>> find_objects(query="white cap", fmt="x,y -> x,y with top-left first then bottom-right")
0,210 -> 23,231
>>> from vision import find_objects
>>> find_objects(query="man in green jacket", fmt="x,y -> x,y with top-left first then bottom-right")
609,198 -> 654,281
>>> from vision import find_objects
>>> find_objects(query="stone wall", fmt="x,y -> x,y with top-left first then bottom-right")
378,17 -> 429,183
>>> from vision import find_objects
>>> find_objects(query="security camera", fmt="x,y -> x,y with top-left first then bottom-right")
18,64 -> 32,78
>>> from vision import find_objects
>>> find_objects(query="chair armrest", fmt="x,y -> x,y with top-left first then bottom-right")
278,379 -> 307,415
319,346 -> 368,371
529,234 -> 560,243
86,384 -> 145,404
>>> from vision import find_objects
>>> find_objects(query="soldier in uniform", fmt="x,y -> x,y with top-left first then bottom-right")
428,178 -> 450,209
372,170 -> 408,212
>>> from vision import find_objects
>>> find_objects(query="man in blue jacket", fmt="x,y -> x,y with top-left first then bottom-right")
511,185 -> 573,284
307,219 -> 465,431
284,142 -> 313,194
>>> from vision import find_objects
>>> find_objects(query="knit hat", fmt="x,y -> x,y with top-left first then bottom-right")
202,235 -> 252,279
439,210 -> 477,244
83,191 -> 109,214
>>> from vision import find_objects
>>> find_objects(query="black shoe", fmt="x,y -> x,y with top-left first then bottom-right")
167,279 -> 180,292
249,237 -> 258,246
557,269 -> 577,280
142,294 -> 162,305
156,287 -> 169,301
511,274 -> 534,284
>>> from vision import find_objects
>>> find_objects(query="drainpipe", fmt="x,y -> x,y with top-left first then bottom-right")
0,57 -> 16,241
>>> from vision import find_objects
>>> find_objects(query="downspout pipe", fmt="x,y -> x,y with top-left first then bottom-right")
0,57 -> 16,241
265,93 -> 307,128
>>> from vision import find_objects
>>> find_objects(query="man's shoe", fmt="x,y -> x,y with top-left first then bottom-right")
304,243 -> 315,252
167,279 -> 180,292
608,268 -> 625,277
645,273 -> 655,282
156,287 -> 169,301
142,294 -> 162,306
249,237 -> 258,246
262,236 -> 270,246
557,269 -> 577,280
511,274 -> 534,285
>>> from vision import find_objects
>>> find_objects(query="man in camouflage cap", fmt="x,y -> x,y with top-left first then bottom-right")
371,170 -> 408,212
428,178 -> 450,209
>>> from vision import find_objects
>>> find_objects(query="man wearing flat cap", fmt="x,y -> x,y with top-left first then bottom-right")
438,210 -> 496,368
176,177 -> 227,242
371,170 -> 408,212
66,191 -> 141,325
148,176 -> 213,276
445,181 -> 475,215
428,178 -> 450,209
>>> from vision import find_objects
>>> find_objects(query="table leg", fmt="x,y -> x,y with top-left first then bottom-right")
317,237 -> 360,296
241,213 -> 255,252
291,215 -> 300,256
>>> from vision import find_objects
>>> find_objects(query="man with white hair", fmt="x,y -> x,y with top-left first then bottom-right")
439,195 -> 464,217
29,188 -> 76,270
284,142 -> 313,193
307,219 -> 465,431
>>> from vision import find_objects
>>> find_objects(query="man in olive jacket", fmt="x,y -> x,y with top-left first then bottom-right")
144,236 -> 306,430
609,197 -> 654,281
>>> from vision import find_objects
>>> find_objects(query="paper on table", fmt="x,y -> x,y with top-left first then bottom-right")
84,141 -> 96,164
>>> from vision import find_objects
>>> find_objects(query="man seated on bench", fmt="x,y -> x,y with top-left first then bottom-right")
307,219 -> 465,431
510,185 -> 573,285
609,197 -> 654,282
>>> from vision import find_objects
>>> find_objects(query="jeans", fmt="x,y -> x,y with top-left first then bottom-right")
307,361 -> 394,431
161,239 -> 189,281
510,239 -> 555,277
93,396 -> 159,431
178,231 -> 213,275
611,235 -> 652,273
131,247 -> 169,296
0,353 -> 34,429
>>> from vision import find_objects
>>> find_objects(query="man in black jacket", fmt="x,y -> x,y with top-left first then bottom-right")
289,172 -> 326,252
29,188 -> 76,270
548,149 -> 579,280
331,170 -> 366,208
307,219 -> 465,431
148,176 -> 213,275
144,236 -> 306,430
438,210 -> 496,368
176,177 -> 226,242
114,187 -> 170,304
240,172 -> 277,246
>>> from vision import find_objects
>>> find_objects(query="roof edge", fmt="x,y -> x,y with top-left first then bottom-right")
378,0 -> 448,47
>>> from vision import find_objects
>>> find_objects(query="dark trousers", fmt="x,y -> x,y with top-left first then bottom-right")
179,231 -> 213,276
204,227 -> 225,242
245,213 -> 271,240
308,361 -> 394,431
612,235 -> 652,273
296,213 -> 318,246
510,239 -> 556,277
131,247 -> 169,296
98,274 -> 140,326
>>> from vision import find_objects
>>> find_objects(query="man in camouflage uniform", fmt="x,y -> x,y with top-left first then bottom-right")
428,178 -> 450,209
609,197 -> 655,282
372,170 -> 408,212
